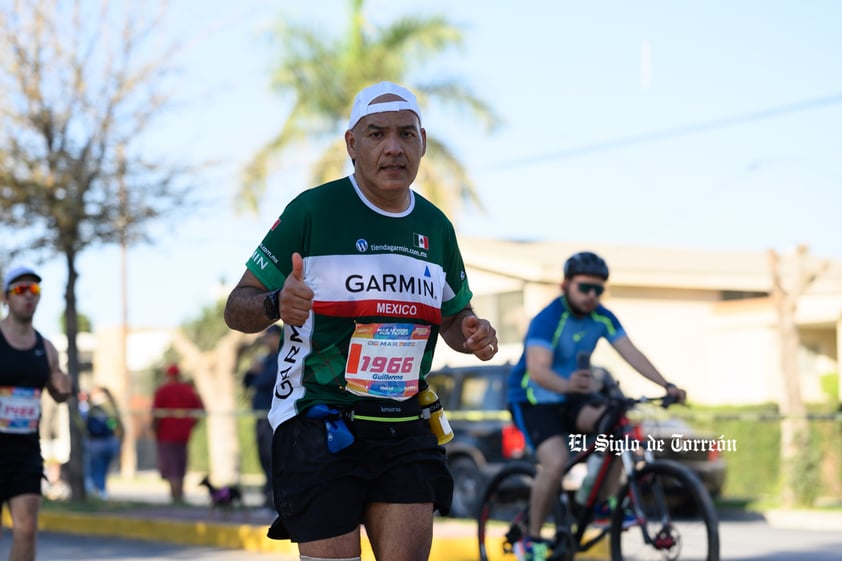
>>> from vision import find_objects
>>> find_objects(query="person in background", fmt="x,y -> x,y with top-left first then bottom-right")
83,386 -> 123,499
151,364 -> 204,504
0,265 -> 73,561
224,81 -> 498,561
38,392 -> 71,500
242,325 -> 282,508
507,251 -> 687,561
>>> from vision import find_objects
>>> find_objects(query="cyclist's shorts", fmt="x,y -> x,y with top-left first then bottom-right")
510,394 -> 597,451
267,410 -> 453,543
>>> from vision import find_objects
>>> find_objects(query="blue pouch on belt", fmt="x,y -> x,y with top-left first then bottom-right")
305,404 -> 354,453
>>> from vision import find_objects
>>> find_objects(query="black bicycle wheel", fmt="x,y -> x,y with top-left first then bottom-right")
610,459 -> 719,561
477,462 -> 568,561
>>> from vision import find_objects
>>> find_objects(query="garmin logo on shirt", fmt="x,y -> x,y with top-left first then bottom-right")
345,272 -> 435,299
251,246 -> 279,269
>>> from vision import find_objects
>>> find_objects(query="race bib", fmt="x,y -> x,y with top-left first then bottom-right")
345,323 -> 431,400
0,387 -> 42,434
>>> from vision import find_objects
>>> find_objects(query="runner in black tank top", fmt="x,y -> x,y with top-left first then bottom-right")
1,265 -> 72,561
0,328 -> 51,460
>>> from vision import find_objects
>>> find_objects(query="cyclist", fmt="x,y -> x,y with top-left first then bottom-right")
506,251 -> 686,561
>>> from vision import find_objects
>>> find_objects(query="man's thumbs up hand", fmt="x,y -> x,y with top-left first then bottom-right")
280,252 -> 314,327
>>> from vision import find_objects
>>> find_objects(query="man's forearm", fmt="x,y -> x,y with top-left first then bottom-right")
439,307 -> 475,352
529,366 -> 570,394
47,376 -> 72,403
225,286 -> 274,333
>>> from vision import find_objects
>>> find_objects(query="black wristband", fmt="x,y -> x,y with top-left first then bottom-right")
664,382 -> 676,391
263,289 -> 281,321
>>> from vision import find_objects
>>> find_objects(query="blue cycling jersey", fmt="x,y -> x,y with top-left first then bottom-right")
507,296 -> 625,405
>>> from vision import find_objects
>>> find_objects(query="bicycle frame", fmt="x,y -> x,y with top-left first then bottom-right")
560,401 -> 666,555
478,391 -> 720,561
560,397 -> 684,551
560,423 -> 618,551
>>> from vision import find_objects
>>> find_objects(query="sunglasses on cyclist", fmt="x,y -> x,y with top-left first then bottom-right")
576,282 -> 604,296
7,282 -> 41,296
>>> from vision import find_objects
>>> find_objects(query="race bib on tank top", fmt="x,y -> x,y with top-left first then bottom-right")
0,386 -> 42,434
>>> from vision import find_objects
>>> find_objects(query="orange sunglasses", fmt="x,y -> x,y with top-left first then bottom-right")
7,282 -> 41,296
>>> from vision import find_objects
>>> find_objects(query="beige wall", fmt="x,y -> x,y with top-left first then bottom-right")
594,288 -> 717,402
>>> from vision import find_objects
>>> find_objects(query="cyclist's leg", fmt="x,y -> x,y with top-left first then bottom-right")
511,402 -> 571,540
575,403 -> 602,432
568,396 -> 620,434
574,401 -> 623,498
529,435 -> 568,537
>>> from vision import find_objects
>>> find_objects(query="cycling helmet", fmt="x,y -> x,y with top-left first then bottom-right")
563,251 -> 609,280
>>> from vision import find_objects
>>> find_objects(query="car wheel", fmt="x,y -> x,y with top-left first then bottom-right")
448,456 -> 485,519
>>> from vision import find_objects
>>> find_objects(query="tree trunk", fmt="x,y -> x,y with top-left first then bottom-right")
769,246 -> 824,508
775,292 -> 807,507
201,358 -> 240,485
63,249 -> 87,501
171,329 -> 257,485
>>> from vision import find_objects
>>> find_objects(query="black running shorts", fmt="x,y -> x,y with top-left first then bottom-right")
0,449 -> 43,503
267,410 -> 453,543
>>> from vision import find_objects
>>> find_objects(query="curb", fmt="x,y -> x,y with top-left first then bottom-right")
36,511 -> 298,556
4,510 -> 610,561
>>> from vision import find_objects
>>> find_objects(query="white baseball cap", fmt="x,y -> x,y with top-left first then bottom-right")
348,81 -> 422,130
4,265 -> 42,292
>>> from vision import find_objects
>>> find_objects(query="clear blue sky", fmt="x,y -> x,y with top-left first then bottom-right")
27,0 -> 842,338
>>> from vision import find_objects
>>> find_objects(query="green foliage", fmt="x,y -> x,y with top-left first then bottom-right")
187,371 -> 262,478
819,372 -> 839,406
790,430 -> 822,507
690,410 -> 780,500
187,413 -> 262,478
686,403 -> 842,505
61,312 -> 93,333
181,299 -> 230,352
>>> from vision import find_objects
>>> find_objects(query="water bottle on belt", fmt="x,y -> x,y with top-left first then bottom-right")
418,380 -> 454,445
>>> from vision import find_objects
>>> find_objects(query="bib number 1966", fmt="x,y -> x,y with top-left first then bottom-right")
345,323 -> 431,400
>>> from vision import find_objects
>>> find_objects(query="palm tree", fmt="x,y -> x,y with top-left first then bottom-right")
239,0 -> 499,219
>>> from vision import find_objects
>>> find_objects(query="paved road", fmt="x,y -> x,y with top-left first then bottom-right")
7,473 -> 842,561
719,517 -> 842,561
4,514 -> 841,561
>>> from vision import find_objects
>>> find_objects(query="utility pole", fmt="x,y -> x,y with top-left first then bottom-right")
118,145 -> 137,477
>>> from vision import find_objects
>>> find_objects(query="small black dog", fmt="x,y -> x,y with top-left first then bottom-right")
198,475 -> 244,512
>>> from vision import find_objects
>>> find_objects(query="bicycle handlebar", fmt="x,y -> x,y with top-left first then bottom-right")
610,392 -> 680,411
599,374 -> 681,410
661,392 -> 680,409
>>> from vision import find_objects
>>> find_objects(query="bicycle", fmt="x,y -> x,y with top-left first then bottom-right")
477,386 -> 720,561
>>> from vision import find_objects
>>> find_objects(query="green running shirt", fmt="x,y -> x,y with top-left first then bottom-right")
245,176 -> 473,428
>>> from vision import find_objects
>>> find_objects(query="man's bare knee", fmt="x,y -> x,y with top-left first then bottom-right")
576,404 -> 606,433
13,523 -> 38,541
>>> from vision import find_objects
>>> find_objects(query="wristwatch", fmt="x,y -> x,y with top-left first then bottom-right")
263,289 -> 281,321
